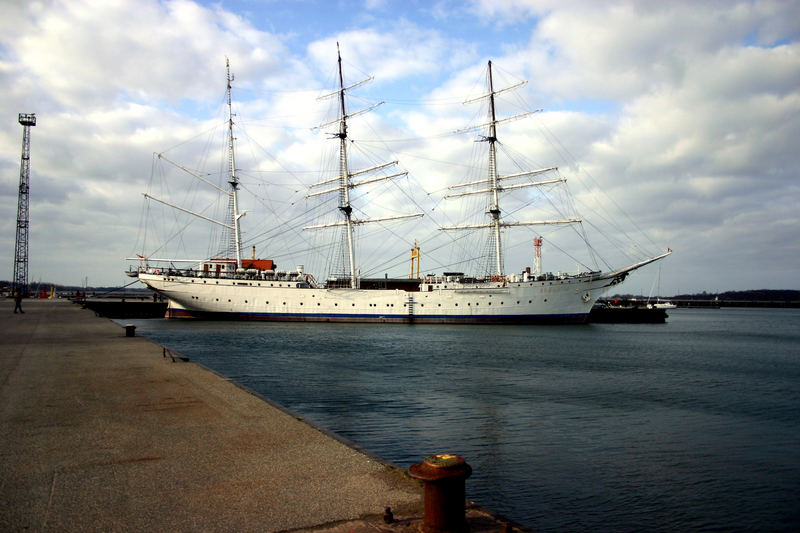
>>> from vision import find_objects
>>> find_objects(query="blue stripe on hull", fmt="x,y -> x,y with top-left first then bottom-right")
166,307 -> 194,318
175,310 -> 590,324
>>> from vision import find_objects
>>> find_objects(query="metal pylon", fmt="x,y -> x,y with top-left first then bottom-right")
13,113 -> 36,297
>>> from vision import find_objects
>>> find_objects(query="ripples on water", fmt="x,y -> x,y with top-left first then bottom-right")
125,308 -> 800,532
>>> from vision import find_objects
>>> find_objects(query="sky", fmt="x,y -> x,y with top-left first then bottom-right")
1,0 -> 798,295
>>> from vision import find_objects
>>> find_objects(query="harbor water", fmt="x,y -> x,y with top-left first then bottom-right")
123,307 -> 800,532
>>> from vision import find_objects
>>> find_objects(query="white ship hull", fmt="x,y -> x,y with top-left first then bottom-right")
139,271 -> 621,324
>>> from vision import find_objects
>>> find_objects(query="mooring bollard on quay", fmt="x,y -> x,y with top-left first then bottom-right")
125,324 -> 136,337
409,454 -> 472,533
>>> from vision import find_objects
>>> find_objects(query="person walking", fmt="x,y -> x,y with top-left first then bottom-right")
13,290 -> 24,314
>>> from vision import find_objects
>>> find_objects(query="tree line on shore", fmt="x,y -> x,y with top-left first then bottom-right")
610,289 -> 800,303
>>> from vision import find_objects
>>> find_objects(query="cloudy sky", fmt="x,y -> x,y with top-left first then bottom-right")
1,0 -> 798,295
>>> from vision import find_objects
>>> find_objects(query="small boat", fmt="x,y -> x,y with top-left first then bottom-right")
590,301 -> 668,323
651,300 -> 677,309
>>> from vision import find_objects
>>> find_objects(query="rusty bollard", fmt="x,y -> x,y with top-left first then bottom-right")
409,454 -> 472,533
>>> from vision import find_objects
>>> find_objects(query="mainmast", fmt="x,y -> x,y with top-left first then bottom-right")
335,43 -> 358,288
226,58 -> 243,267
305,43 -> 423,288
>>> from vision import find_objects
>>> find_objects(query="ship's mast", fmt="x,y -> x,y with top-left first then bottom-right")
226,58 -> 243,267
441,61 -> 580,278
335,44 -> 358,288
487,61 -> 503,276
304,44 -> 423,287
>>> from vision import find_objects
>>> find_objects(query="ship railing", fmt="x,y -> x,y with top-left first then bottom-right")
138,264 -> 317,285
139,264 -> 604,284
416,269 -> 602,287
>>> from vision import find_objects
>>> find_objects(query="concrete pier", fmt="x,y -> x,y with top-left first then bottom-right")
1,300 -> 425,531
1,299 -> 518,532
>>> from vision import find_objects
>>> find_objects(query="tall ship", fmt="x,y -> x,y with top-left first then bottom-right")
129,47 -> 670,323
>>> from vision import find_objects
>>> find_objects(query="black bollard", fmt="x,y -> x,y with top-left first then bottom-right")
409,454 -> 472,533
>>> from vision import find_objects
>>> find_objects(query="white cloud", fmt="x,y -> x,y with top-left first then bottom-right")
306,23 -> 469,88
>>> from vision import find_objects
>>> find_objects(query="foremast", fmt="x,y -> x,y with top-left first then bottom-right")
305,43 -> 422,288
486,62 -> 502,276
442,61 -> 579,277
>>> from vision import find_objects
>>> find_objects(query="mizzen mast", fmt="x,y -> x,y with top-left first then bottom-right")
144,60 -> 245,265
225,57 -> 243,267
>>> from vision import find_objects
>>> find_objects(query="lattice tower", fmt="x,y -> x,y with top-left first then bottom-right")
13,113 -> 36,297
